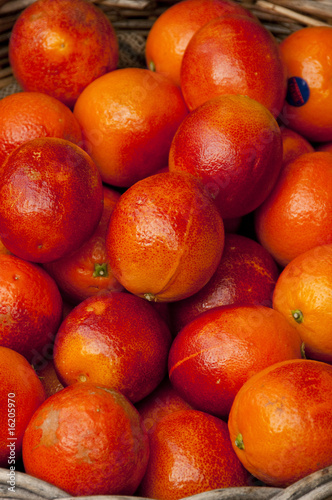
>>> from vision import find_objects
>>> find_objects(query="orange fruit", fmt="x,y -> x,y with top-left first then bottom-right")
228,359 -> 332,487
22,382 -> 149,496
0,346 -> 46,468
35,359 -> 64,399
255,151 -> 332,267
0,92 -> 82,167
169,94 -> 283,219
280,126 -> 314,166
169,233 -> 280,334
280,26 -> 332,142
9,0 -> 119,108
53,291 -> 172,403
43,185 -> 123,304
137,409 -> 251,499
180,14 -> 287,116
136,377 -> 192,433
273,244 -> 332,364
73,68 -> 188,187
0,137 -> 103,263
169,305 -> 303,420
0,254 -> 62,364
106,171 -> 225,302
145,0 -> 255,87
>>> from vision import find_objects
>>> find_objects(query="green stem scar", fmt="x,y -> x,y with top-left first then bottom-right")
291,309 -> 304,324
93,263 -> 108,278
235,433 -> 245,450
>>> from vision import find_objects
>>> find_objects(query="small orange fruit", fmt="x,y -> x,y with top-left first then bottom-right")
53,291 -> 172,403
73,68 -> 188,187
0,346 -> 46,468
106,171 -> 225,302
43,185 -> 123,304
137,409 -> 251,499
273,244 -> 332,364
9,0 -> 119,108
280,26 -> 332,142
255,151 -> 332,267
0,254 -> 62,364
0,137 -> 103,263
169,94 -> 283,219
145,0 -> 254,87
22,382 -> 149,496
180,14 -> 287,116
169,305 -> 303,419
280,126 -> 314,166
228,359 -> 332,487
0,92 -> 82,167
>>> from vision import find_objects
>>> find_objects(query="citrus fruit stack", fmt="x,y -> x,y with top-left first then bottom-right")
0,0 -> 332,498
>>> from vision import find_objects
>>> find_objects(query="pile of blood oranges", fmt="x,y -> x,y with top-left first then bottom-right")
0,0 -> 332,497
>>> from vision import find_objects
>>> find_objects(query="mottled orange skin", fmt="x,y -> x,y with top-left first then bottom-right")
53,291 -> 172,403
0,254 -> 62,363
0,347 -> 46,467
137,409 -> 251,499
22,383 -> 149,496
169,305 -> 302,420
228,359 -> 332,487
9,0 -> 119,108
280,126 -> 314,166
169,94 -> 283,219
0,137 -> 103,263
273,244 -> 332,363
280,27 -> 332,142
73,68 -> 188,187
43,185 -> 123,304
106,171 -> 225,302
145,0 -> 255,87
169,233 -> 280,334
255,152 -> 332,267
0,92 -> 83,167
136,377 -> 192,433
180,14 -> 287,116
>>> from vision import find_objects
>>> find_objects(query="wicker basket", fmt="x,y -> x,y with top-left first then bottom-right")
0,0 -> 332,499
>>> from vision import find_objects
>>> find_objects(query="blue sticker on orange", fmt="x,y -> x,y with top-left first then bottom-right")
286,77 -> 310,107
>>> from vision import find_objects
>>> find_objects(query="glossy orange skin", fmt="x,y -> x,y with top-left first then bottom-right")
0,92 -> 82,167
43,185 -> 123,304
137,409 -> 251,499
0,347 -> 46,467
180,14 -> 287,116
169,233 -> 280,334
53,291 -> 172,403
145,0 -> 255,87
0,137 -> 104,263
255,151 -> 332,267
73,68 -> 188,187
0,254 -> 62,363
106,171 -> 225,302
228,359 -> 332,487
280,27 -> 332,142
169,305 -> 303,419
136,377 -> 192,433
169,94 -> 283,219
280,126 -> 314,166
22,383 -> 149,496
9,0 -> 119,108
273,244 -> 332,363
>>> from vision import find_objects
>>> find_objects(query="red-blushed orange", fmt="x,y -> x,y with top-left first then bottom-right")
169,94 -> 283,219
73,67 -> 188,187
106,171 -> 225,302
280,126 -> 314,166
22,382 -> 149,496
0,254 -> 62,364
180,14 -> 287,116
0,137 -> 103,263
0,346 -> 46,468
9,0 -> 119,108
